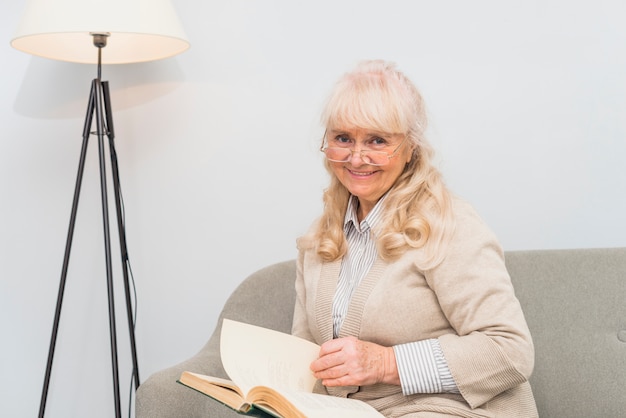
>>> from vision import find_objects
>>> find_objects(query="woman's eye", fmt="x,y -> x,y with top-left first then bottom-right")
370,137 -> 387,146
334,135 -> 352,145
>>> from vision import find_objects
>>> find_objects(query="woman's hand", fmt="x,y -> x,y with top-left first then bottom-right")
310,336 -> 400,387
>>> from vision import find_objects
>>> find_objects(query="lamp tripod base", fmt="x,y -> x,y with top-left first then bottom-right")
38,76 -> 140,418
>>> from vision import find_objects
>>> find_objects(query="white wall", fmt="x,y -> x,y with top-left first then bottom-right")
1,1 -> 625,417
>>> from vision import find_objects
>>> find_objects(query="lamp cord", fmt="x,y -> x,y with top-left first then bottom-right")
108,138 -> 139,418
127,258 -> 138,418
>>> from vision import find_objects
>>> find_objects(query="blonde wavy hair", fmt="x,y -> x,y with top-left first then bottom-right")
300,60 -> 455,270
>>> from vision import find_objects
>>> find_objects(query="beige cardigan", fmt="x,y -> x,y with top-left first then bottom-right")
292,198 -> 538,418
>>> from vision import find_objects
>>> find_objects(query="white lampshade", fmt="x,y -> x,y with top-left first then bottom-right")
11,0 -> 190,64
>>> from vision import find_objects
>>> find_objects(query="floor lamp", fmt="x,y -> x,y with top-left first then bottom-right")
11,1 -> 189,417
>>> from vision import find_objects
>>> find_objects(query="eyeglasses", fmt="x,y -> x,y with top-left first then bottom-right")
320,135 -> 407,166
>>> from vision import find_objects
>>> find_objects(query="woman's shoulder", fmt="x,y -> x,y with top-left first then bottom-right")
296,217 -> 323,251
450,194 -> 485,222
449,194 -> 500,242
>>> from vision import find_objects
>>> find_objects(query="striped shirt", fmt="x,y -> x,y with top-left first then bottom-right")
332,195 -> 459,395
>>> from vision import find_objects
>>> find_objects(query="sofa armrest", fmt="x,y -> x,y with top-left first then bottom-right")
135,325 -> 239,417
136,260 -> 297,417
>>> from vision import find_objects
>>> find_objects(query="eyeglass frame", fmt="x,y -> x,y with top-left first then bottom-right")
319,130 -> 409,166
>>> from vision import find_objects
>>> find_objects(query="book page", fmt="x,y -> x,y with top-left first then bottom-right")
220,319 -> 320,397
249,386 -> 384,418
275,388 -> 385,418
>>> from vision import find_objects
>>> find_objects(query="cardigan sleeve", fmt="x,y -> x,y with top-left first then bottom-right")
427,200 -> 534,408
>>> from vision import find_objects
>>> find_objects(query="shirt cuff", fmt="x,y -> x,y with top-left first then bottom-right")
393,339 -> 460,395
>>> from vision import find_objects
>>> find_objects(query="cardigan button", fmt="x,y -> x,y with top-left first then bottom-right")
618,330 -> 626,343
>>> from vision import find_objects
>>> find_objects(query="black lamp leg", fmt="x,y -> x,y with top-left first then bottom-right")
93,76 -> 123,418
37,79 -> 97,418
102,80 -> 141,390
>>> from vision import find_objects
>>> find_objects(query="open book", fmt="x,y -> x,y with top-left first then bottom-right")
178,319 -> 384,418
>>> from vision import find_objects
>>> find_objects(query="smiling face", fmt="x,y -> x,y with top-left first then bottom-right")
326,127 -> 412,220
320,61 -> 429,220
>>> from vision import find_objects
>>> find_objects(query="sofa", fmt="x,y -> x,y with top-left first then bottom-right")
136,248 -> 626,417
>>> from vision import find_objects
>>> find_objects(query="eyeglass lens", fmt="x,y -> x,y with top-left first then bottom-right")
324,148 -> 389,166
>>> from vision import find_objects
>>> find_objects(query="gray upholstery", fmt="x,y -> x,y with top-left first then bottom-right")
506,248 -> 626,417
136,249 -> 626,417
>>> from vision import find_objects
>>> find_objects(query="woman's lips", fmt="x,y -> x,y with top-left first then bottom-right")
346,168 -> 378,177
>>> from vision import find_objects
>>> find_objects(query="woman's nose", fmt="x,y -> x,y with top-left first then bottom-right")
348,149 -> 367,166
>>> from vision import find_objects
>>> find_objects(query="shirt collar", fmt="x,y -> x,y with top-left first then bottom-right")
343,194 -> 387,234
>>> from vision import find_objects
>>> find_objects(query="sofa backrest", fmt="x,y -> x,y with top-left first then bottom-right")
506,248 -> 626,418
218,259 -> 297,334
219,248 -> 626,417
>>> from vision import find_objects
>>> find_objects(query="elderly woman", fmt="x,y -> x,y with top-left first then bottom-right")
292,60 -> 538,417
